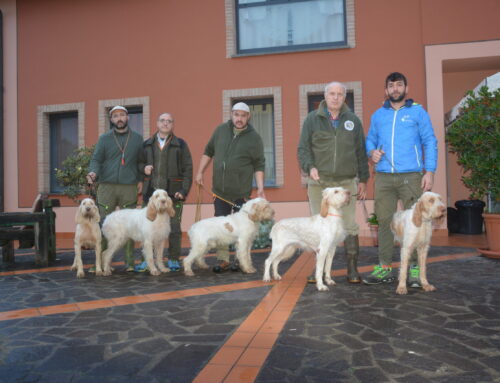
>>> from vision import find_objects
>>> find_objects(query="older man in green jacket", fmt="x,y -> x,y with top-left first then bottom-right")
298,82 -> 369,284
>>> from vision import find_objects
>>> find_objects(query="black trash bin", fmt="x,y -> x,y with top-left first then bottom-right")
455,200 -> 485,234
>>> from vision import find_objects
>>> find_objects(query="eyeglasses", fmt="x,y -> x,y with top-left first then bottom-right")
159,119 -> 174,123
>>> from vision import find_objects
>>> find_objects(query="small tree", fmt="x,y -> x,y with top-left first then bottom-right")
54,146 -> 95,202
446,86 -> 500,213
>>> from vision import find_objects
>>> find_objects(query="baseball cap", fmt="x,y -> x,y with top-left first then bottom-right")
232,102 -> 250,113
109,106 -> 128,116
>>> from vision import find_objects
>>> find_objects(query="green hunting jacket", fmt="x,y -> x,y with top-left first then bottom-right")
142,133 -> 193,199
89,128 -> 144,184
204,121 -> 265,202
298,101 -> 369,183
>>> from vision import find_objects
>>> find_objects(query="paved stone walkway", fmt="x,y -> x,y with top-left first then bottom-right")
0,246 -> 499,383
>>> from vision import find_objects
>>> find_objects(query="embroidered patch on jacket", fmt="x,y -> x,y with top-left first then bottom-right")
344,120 -> 354,131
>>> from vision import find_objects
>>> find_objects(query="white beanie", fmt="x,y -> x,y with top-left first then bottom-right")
232,102 -> 250,113
109,105 -> 128,116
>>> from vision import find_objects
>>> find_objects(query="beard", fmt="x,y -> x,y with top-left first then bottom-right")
111,121 -> 128,131
388,90 -> 406,103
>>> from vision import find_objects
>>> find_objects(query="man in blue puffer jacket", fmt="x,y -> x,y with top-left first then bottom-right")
363,72 -> 438,287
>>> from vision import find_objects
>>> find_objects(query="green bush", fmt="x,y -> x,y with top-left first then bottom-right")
54,146 -> 95,202
446,86 -> 499,213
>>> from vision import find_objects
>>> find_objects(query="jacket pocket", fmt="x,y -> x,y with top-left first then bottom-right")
167,177 -> 184,197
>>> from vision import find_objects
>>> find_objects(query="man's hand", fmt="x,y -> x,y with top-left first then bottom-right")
370,149 -> 385,164
86,172 -> 96,185
257,188 -> 266,199
421,172 -> 434,191
357,182 -> 367,200
174,192 -> 184,200
195,173 -> 204,186
144,165 -> 153,176
309,167 -> 320,181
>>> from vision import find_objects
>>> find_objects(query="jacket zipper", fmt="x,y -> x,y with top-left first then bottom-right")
222,134 -> 239,193
414,145 -> 420,168
390,108 -> 400,173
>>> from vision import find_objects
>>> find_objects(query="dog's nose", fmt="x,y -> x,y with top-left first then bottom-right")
86,207 -> 91,211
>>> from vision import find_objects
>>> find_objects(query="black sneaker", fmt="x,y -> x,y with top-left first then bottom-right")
362,265 -> 396,284
408,265 -> 422,288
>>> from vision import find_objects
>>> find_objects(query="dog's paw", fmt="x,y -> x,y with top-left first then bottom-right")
325,278 -> 336,286
243,267 -> 257,274
316,284 -> 329,292
422,284 -> 436,292
95,270 -> 103,277
158,266 -> 170,273
149,269 -> 161,276
184,269 -> 195,277
263,275 -> 272,282
76,270 -> 85,278
70,265 -> 77,271
396,285 -> 408,295
274,274 -> 282,281
102,269 -> 112,277
197,262 -> 209,270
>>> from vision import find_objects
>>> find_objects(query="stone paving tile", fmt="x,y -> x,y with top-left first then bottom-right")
0,287 -> 271,383
255,250 -> 500,383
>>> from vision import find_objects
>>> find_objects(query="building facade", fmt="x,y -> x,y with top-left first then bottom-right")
1,0 -> 499,236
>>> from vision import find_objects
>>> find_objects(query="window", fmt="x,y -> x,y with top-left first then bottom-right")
223,86 -> 283,187
105,105 -> 143,136
38,102 -> 85,194
49,112 -> 79,193
233,98 -> 276,186
307,91 -> 355,112
98,97 -> 150,139
236,0 -> 347,54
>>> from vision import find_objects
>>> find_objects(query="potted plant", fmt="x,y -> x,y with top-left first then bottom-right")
55,146 -> 96,202
446,85 -> 500,257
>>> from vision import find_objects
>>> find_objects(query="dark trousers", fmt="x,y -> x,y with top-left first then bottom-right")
213,197 -> 244,261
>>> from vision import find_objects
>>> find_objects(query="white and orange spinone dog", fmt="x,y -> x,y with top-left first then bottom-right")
391,191 -> 446,295
263,187 -> 350,291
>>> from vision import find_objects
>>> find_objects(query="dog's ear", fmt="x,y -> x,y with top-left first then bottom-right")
166,198 -> 176,218
75,207 -> 85,225
92,204 -> 101,224
412,200 -> 423,227
320,196 -> 329,218
146,199 -> 158,221
248,204 -> 259,222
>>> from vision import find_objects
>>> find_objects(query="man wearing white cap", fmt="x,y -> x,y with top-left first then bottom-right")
87,105 -> 144,272
195,102 -> 266,272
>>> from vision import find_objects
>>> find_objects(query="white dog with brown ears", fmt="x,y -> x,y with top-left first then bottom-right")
263,187 -> 350,291
183,198 -> 275,276
391,191 -> 446,295
72,198 -> 102,278
101,189 -> 175,276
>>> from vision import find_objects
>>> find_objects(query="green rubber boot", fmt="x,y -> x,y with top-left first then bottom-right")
124,239 -> 135,272
345,235 -> 361,283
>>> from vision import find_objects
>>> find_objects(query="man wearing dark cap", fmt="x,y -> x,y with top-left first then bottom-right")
195,102 -> 266,272
87,106 -> 144,272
